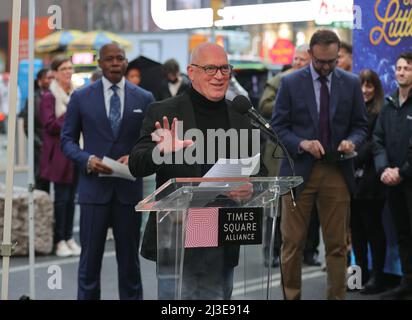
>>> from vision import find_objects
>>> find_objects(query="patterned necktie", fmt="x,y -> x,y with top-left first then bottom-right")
318,76 -> 331,151
109,84 -> 121,137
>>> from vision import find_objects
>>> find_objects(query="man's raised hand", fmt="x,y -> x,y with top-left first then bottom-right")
151,117 -> 194,154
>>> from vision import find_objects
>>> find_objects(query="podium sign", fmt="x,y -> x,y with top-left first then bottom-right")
218,207 -> 262,245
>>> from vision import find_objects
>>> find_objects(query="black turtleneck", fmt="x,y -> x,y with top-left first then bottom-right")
189,87 -> 231,175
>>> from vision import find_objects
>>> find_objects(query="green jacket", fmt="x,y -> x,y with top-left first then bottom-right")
258,69 -> 294,119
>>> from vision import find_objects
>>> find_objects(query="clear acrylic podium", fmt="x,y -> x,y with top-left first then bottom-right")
135,176 -> 303,300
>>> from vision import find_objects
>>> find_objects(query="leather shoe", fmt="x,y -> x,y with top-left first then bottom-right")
360,275 -> 386,295
303,253 -> 321,266
380,283 -> 412,300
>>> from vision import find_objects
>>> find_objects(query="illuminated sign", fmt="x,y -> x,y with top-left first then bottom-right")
370,0 -> 412,46
151,1 -> 213,30
269,39 -> 295,65
313,0 -> 355,25
71,52 -> 94,65
215,1 -> 315,27
151,0 -> 354,30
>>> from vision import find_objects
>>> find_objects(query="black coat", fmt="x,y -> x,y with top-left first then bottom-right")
353,100 -> 384,199
129,91 -> 265,267
19,89 -> 45,179
373,89 -> 412,180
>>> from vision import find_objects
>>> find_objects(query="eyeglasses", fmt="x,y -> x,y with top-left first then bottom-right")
191,63 -> 233,76
312,55 -> 338,66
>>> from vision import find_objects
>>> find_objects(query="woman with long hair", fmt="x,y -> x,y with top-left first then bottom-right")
351,69 -> 387,294
39,55 -> 80,257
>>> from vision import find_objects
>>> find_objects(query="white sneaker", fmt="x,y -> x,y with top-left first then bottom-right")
106,228 -> 114,241
56,241 -> 72,257
66,239 -> 81,256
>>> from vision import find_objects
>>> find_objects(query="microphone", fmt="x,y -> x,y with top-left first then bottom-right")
232,95 -> 295,177
232,95 -> 275,134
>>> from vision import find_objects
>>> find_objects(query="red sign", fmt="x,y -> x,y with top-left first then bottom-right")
10,17 -> 52,61
269,39 -> 295,65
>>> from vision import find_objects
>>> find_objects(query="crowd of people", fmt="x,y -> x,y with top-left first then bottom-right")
4,28 -> 412,300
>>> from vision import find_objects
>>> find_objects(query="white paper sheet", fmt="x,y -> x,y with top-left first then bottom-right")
199,153 -> 261,187
98,156 -> 136,181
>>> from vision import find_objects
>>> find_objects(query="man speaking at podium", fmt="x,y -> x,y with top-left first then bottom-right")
129,42 -> 265,299
271,30 -> 368,300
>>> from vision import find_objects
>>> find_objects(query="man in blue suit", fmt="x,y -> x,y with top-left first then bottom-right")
61,43 -> 155,300
271,30 -> 368,300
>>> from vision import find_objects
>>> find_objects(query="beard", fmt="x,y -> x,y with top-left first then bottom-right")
168,78 -> 179,84
314,65 -> 334,77
397,79 -> 412,88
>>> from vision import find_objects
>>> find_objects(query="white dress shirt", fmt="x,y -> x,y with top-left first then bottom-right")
102,76 -> 125,119
168,75 -> 182,97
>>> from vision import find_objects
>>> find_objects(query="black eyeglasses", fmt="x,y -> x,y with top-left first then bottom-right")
312,55 -> 338,66
191,63 -> 233,76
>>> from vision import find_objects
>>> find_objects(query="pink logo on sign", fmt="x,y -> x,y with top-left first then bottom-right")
185,208 -> 219,248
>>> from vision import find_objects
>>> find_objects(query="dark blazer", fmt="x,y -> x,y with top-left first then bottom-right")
129,91 -> 263,266
271,66 -> 368,195
61,79 -> 155,204
39,90 -> 74,184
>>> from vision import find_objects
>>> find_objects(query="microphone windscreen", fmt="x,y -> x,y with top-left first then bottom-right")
232,95 -> 251,115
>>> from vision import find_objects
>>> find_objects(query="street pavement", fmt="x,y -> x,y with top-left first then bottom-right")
1,244 -> 382,300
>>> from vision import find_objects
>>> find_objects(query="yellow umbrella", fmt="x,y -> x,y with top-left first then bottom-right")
67,31 -> 132,51
35,30 -> 84,53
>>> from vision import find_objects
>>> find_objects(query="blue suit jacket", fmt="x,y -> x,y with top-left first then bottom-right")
271,66 -> 368,195
61,79 -> 155,204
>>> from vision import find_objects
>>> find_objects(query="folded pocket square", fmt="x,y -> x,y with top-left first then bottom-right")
133,109 -> 143,113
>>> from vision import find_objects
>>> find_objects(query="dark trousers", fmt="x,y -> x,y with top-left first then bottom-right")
350,198 -> 386,279
387,184 -> 412,283
53,183 -> 76,243
77,201 -> 142,300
